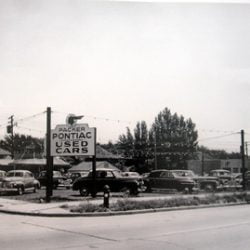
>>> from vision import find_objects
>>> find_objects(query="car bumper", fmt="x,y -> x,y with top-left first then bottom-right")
0,187 -> 19,193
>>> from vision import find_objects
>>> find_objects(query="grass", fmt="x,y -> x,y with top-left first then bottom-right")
63,192 -> 250,213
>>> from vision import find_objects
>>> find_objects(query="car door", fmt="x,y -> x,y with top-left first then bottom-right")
159,171 -> 171,189
148,171 -> 162,189
24,172 -> 32,188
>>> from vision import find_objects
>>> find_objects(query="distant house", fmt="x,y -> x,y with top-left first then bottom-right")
187,158 -> 250,175
7,157 -> 70,177
0,148 -> 11,159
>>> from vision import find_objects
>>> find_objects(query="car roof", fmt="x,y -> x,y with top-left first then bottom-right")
8,170 -> 31,173
210,169 -> 230,172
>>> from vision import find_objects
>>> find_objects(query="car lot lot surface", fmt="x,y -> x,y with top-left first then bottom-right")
0,187 -> 173,203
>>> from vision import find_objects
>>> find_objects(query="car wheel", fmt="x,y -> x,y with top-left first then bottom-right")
145,184 -> 152,193
33,185 -> 38,193
18,186 -> 24,195
79,187 -> 89,196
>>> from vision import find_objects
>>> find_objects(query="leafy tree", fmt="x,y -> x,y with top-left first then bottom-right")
0,133 -> 44,159
149,108 -> 198,169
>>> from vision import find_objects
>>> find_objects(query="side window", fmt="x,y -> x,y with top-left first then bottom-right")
149,171 -> 162,178
160,172 -> 169,178
106,171 -> 114,178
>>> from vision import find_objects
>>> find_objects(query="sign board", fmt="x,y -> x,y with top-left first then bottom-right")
50,123 -> 95,156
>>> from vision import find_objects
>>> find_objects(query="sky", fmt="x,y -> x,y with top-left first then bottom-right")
0,0 -> 250,152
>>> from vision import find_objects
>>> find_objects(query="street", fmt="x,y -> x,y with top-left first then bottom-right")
1,204 -> 250,249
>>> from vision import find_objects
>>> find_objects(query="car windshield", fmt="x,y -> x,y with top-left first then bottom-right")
6,172 -> 24,177
112,171 -> 123,178
53,172 -> 62,177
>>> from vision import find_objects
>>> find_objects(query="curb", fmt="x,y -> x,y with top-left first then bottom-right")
0,202 -> 248,217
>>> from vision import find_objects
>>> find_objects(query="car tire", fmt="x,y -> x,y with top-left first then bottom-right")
18,186 -> 24,195
79,187 -> 89,196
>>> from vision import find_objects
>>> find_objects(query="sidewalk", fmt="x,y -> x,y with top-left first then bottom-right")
0,195 -> 176,216
0,192 -> 248,217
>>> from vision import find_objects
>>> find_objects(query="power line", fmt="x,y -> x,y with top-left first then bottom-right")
198,132 -> 240,142
53,110 -> 132,124
15,125 -> 45,134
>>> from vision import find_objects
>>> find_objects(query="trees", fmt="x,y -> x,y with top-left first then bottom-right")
117,107 -> 198,171
0,133 -> 44,158
149,108 -> 198,169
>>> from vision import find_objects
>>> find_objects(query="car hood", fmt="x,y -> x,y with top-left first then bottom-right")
193,176 -> 218,181
2,177 -> 23,182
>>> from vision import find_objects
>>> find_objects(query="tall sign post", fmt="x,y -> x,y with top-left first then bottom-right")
46,107 -> 53,202
50,113 -> 96,197
91,127 -> 97,197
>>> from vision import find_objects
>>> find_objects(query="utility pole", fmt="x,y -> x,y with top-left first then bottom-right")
7,115 -> 14,159
46,107 -> 53,202
201,151 -> 205,176
154,128 -> 157,170
241,130 -> 246,190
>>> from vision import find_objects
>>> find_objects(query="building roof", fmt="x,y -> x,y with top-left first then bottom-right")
0,148 -> 11,156
0,158 -> 14,166
10,157 -> 70,166
95,145 -> 123,159
68,161 -> 120,172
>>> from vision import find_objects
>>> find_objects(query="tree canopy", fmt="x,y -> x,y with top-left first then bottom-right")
116,107 -> 198,170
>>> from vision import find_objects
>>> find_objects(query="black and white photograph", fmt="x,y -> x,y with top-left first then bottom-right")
1,0 -> 250,249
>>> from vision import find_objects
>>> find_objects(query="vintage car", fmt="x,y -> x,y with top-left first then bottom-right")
65,171 -> 89,189
143,169 -> 196,193
72,168 -> 144,197
171,170 -> 220,191
0,170 -> 40,195
37,170 -> 67,189
209,169 -> 232,185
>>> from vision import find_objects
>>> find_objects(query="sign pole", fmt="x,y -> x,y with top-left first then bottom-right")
46,107 -> 53,202
92,127 -> 97,198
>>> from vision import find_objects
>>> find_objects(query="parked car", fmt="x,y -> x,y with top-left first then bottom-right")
171,170 -> 220,191
37,170 -> 67,189
0,170 -> 40,195
209,169 -> 232,185
65,171 -> 89,189
121,172 -> 144,187
143,169 -> 196,193
72,168 -> 144,197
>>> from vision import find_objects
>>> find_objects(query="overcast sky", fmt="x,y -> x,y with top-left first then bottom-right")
0,0 -> 250,152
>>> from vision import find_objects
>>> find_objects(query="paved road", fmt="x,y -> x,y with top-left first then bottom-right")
1,204 -> 250,250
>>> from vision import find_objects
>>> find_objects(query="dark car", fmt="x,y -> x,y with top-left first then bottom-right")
38,171 -> 67,189
144,169 -> 195,193
171,170 -> 220,191
72,168 -> 144,197
65,171 -> 89,189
